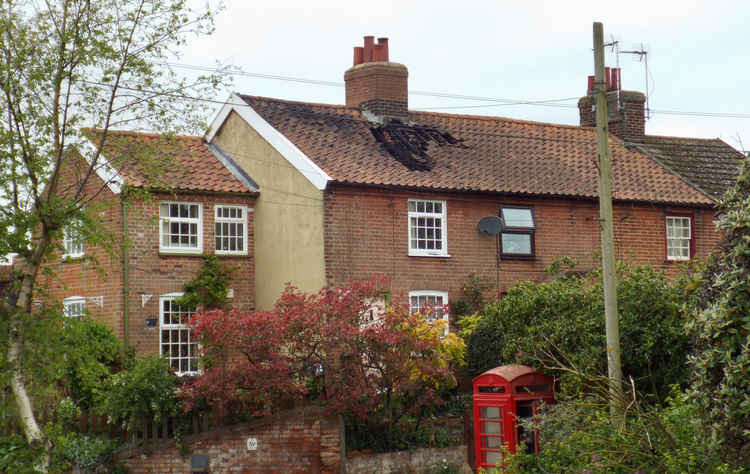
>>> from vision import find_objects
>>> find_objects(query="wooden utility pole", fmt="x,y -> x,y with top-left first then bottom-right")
592,21 -> 624,426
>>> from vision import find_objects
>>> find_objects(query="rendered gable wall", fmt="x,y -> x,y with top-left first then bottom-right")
211,110 -> 326,309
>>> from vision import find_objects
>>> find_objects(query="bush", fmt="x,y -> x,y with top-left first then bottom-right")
686,157 -> 750,460
499,390 -> 747,473
466,264 -> 689,401
0,435 -> 38,474
60,318 -> 123,409
52,432 -> 125,473
99,356 -> 181,430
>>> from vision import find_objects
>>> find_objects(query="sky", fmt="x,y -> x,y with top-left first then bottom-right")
179,0 -> 750,152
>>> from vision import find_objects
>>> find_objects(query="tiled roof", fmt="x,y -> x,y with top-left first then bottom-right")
625,135 -> 744,200
85,130 -> 258,194
239,95 -> 716,206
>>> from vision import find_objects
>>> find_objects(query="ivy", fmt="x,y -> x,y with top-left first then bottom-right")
176,255 -> 234,311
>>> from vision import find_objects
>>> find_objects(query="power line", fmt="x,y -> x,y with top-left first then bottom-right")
81,80 -> 748,151
161,61 -> 750,120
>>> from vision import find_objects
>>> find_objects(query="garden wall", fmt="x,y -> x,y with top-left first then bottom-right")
347,445 -> 472,474
116,406 -> 344,473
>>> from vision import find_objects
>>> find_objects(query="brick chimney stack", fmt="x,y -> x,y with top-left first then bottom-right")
578,67 -> 646,140
345,36 -> 408,119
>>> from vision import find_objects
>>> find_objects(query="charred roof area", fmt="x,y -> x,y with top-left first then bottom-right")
370,121 -> 466,171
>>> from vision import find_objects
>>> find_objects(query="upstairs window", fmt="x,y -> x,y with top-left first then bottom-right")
214,205 -> 248,255
63,222 -> 85,258
63,296 -> 86,319
408,199 -> 448,257
160,293 -> 198,376
500,206 -> 535,258
160,202 -> 202,253
666,215 -> 693,261
409,290 -> 449,335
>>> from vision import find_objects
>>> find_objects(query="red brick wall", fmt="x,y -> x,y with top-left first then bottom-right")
117,407 -> 343,474
43,157 -> 256,357
323,184 -> 720,312
42,154 -> 125,337
124,192 -> 256,357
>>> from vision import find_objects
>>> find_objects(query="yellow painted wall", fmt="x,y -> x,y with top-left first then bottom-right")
211,111 -> 326,309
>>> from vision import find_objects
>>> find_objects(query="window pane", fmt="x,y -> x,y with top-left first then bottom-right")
502,233 -> 532,255
483,452 -> 500,466
482,421 -> 501,434
502,208 -> 534,228
482,436 -> 503,448
481,406 -> 501,419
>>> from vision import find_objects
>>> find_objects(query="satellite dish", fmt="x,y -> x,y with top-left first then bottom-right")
478,216 -> 504,236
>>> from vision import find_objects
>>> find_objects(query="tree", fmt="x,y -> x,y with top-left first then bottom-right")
181,279 -> 464,432
465,264 -> 689,402
687,158 -> 750,462
0,0 -> 223,456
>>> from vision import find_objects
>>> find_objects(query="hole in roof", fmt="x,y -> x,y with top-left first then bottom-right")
371,121 -> 466,171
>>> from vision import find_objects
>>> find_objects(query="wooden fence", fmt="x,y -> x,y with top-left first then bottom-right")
1,404 -> 214,445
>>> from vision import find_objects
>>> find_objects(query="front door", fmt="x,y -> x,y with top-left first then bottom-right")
515,400 -> 538,455
477,405 -> 505,469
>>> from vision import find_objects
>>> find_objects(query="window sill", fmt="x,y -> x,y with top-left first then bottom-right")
159,251 -> 203,257
62,255 -> 85,261
499,254 -> 536,261
664,258 -> 691,264
215,251 -> 249,257
408,253 -> 452,258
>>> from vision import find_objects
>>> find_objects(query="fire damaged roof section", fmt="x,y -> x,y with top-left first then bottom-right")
236,95 -> 717,205
370,121 -> 467,171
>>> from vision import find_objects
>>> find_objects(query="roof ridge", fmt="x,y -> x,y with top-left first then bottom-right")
408,109 -> 596,133
238,94 -> 360,113
630,133 -> 724,143
84,127 -> 202,140
239,94 -> 597,133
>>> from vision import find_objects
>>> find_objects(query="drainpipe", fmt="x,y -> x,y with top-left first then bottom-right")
121,191 -> 130,353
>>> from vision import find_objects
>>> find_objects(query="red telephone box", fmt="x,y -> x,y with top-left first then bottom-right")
472,365 -> 555,470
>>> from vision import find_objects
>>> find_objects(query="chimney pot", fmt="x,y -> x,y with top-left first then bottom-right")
587,75 -> 595,92
373,44 -> 385,62
363,36 -> 374,63
377,37 -> 389,61
605,67 -> 611,90
353,46 -> 363,66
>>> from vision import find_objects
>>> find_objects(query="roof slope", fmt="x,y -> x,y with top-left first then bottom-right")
85,130 -> 257,194
239,95 -> 714,206
626,135 -> 744,200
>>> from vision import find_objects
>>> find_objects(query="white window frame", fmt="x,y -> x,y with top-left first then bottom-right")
666,215 -> 692,261
409,290 -> 449,335
159,202 -> 203,254
408,199 -> 448,257
62,222 -> 85,258
63,296 -> 86,319
214,204 -> 249,255
159,293 -> 198,376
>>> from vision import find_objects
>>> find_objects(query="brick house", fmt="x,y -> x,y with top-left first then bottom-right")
203,36 -> 744,325
43,131 -> 258,373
